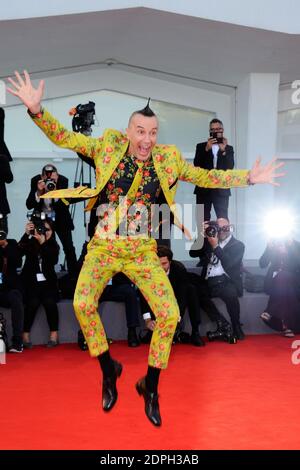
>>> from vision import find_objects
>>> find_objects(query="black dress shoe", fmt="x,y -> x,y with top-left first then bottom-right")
190,331 -> 205,347
102,360 -> 123,412
136,377 -> 161,427
127,328 -> 140,347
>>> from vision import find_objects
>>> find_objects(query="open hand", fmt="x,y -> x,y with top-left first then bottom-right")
249,157 -> 285,186
7,70 -> 44,115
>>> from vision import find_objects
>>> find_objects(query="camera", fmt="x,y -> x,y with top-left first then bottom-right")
0,214 -> 7,241
210,131 -> 223,144
205,221 -> 232,238
27,210 -> 48,236
70,101 -> 96,136
205,221 -> 220,238
207,320 -> 237,344
43,165 -> 57,192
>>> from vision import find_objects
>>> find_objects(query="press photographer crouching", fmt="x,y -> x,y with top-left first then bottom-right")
0,214 -> 24,352
259,237 -> 300,337
26,164 -> 77,277
19,212 -> 60,348
199,218 -> 245,340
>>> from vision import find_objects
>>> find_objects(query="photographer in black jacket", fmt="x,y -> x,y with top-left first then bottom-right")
19,218 -> 60,348
199,217 -> 245,340
26,164 -> 77,277
193,118 -> 234,222
0,108 -> 13,234
0,218 -> 24,353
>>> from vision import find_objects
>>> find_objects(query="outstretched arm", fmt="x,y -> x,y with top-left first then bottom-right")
6,70 -> 103,159
178,151 -> 284,188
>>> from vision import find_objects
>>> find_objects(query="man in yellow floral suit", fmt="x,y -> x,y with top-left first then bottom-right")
7,71 -> 284,427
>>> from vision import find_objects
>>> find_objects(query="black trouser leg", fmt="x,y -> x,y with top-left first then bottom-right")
210,281 -> 240,326
56,226 -> 78,277
186,283 -> 201,332
23,296 -> 41,332
8,289 -> 24,341
212,194 -> 229,220
42,296 -> 59,331
0,289 -> 24,342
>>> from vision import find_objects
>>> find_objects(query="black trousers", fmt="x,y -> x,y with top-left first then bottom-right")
0,288 -> 24,342
196,193 -> 229,221
55,225 -> 77,277
24,284 -> 59,333
179,282 -> 201,331
188,273 -> 229,324
101,284 -> 140,328
207,277 -> 240,326
265,270 -> 300,332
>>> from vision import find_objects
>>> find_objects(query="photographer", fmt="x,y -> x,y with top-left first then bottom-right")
19,216 -> 60,348
260,239 -> 300,337
0,216 -> 24,353
193,119 -> 234,224
26,164 -> 77,277
0,108 -> 13,235
199,218 -> 245,340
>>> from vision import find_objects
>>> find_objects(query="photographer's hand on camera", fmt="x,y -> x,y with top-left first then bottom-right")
205,137 -> 218,152
203,221 -> 219,249
33,232 -> 46,245
218,137 -> 228,154
37,179 -> 46,196
25,222 -> 35,236
207,233 -> 219,250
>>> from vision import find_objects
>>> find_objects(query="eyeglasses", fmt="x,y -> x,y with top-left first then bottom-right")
210,127 -> 223,132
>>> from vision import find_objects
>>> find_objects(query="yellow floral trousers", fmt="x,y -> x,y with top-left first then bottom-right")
73,236 -> 179,369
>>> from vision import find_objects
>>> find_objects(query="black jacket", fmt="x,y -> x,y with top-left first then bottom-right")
193,141 -> 234,197
259,240 -> 300,294
0,108 -> 12,161
19,233 -> 59,294
0,239 -> 23,291
200,236 -> 245,296
26,174 -> 74,230
0,154 -> 13,215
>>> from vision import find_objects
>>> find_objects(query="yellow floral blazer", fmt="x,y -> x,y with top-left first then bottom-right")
30,108 -> 249,232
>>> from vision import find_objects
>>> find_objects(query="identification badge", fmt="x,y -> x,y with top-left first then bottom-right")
36,273 -> 46,282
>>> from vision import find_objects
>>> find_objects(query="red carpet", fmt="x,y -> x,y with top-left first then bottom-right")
1,335 -> 300,450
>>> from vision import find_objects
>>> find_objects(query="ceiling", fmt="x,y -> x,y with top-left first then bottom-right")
1,7 -> 300,87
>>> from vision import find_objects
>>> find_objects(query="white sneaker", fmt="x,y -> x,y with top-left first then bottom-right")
282,329 -> 295,338
260,312 -> 271,321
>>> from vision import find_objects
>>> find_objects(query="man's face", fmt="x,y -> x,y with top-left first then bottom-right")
126,114 -> 158,161
43,170 -> 58,182
159,256 -> 171,273
209,122 -> 224,138
217,218 -> 231,241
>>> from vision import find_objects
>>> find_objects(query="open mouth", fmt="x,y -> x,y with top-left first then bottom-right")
138,145 -> 151,157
